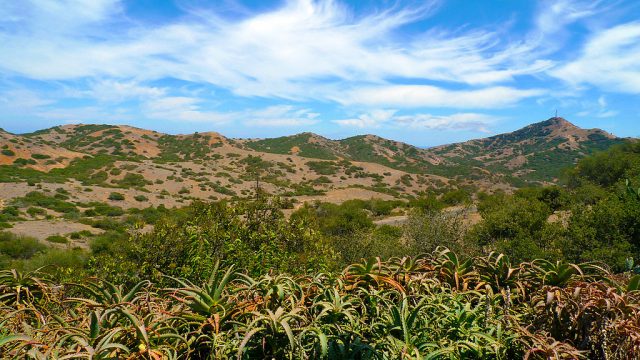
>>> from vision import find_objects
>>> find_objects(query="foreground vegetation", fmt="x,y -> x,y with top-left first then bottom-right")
2,249 -> 640,359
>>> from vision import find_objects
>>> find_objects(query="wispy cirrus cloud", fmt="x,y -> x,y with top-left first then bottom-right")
551,22 -> 640,94
0,0 -> 546,103
575,95 -> 620,118
393,113 -> 497,133
338,85 -> 543,108
143,95 -> 319,127
242,105 -> 319,127
333,109 -> 397,128
87,80 -> 166,102
334,110 -> 497,133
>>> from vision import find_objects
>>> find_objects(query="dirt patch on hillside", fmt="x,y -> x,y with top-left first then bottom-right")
10,220 -> 104,248
296,188 -> 394,205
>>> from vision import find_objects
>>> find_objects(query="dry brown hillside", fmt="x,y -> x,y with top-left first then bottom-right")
0,118 -> 625,209
0,118 -> 626,243
0,129 -> 85,171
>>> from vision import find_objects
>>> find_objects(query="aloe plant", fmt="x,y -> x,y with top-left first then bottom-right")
165,261 -> 237,320
433,247 -> 478,291
2,253 -> 639,359
0,269 -> 49,306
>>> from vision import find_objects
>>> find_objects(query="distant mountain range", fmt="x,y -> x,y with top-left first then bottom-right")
0,118 -> 626,203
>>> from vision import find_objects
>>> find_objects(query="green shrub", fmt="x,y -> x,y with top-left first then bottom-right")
306,161 -> 339,175
134,195 -> 149,202
13,158 -> 36,166
92,202 -> 125,216
441,189 -> 471,206
26,207 -> 46,217
31,153 -> 51,160
13,248 -> 88,280
12,191 -> 78,214
46,234 -> 69,244
108,192 -> 125,201
0,232 -> 45,259
1,149 -> 15,156
118,172 -> 150,188
68,230 -> 92,240
312,176 -> 332,184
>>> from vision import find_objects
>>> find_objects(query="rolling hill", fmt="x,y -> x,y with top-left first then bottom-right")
0,118 -> 626,209
241,117 -> 624,186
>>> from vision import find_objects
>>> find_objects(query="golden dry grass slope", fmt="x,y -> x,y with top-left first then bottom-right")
0,118 -> 625,210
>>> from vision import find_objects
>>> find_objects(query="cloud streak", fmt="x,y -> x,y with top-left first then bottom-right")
334,110 -> 497,133
551,22 -> 640,94
339,86 -> 543,108
0,0 -> 550,106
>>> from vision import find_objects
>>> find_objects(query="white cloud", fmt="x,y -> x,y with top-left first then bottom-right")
333,109 -> 397,128
87,80 -> 165,102
334,110 -> 497,133
0,0 -> 120,33
597,95 -> 607,108
35,106 -> 133,123
597,110 -> 618,118
243,105 -> 319,127
0,89 -> 55,109
551,22 -> 640,93
393,113 -> 497,132
142,97 -> 318,127
575,95 -> 619,118
0,0 -> 550,106
535,0 -> 602,35
339,85 -> 542,108
1,0 -> 632,129
143,96 -> 234,124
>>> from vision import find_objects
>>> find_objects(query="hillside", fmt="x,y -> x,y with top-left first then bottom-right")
0,128 -> 86,171
0,117 -> 630,253
425,117 -> 622,184
242,117 -> 624,186
0,118 -> 625,211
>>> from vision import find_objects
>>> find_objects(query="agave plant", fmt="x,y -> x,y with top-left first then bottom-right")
528,280 -> 640,358
117,307 -> 184,360
525,259 -> 584,288
237,306 -> 305,359
344,257 -> 405,292
240,272 -> 304,311
2,253 -> 640,359
68,278 -> 150,308
313,287 -> 359,327
517,326 -> 585,360
387,255 -> 434,285
477,253 -> 522,292
165,261 -> 238,321
433,248 -> 478,291
0,269 -> 50,306
382,295 -> 430,357
53,309 -> 131,359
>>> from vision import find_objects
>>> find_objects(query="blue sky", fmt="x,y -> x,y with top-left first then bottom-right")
0,0 -> 639,147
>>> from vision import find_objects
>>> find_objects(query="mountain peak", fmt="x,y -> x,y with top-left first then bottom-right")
508,117 -> 616,142
539,117 -> 578,129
